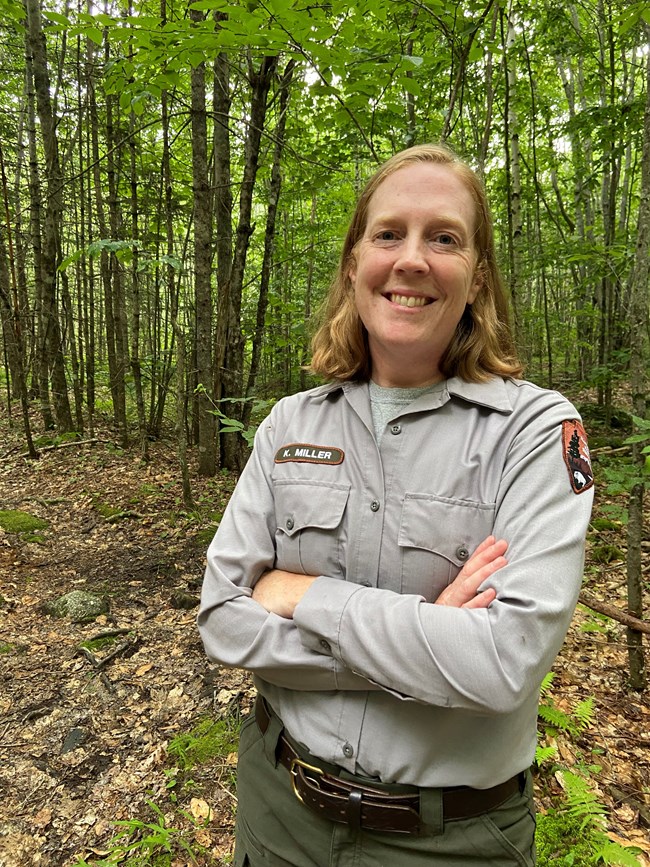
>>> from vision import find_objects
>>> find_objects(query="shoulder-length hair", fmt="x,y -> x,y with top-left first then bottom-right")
309,143 -> 522,383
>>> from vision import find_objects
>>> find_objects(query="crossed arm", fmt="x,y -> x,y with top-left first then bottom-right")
252,535 -> 507,618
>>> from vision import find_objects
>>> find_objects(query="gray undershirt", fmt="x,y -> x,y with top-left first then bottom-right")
369,380 -> 446,444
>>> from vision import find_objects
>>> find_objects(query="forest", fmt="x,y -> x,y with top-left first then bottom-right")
1,0 -> 650,864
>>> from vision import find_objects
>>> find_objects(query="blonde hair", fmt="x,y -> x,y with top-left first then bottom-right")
309,143 -> 522,383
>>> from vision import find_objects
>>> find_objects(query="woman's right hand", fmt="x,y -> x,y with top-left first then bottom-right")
434,536 -> 507,609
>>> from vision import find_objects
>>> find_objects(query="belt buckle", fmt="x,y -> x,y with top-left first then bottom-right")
289,757 -> 324,805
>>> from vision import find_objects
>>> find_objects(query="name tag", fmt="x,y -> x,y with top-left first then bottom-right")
275,443 -> 345,465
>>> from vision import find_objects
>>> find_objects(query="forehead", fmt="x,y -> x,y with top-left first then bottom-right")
366,162 -> 477,231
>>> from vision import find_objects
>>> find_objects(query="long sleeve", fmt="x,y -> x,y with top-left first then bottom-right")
293,395 -> 592,713
198,402 -> 376,692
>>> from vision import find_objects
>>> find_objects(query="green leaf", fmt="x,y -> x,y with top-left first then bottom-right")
86,26 -> 103,45
44,10 -> 70,26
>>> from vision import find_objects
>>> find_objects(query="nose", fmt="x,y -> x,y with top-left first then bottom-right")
393,236 -> 429,273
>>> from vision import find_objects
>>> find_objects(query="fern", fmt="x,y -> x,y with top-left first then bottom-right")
595,839 -> 644,866
573,697 -> 596,731
560,770 -> 607,830
538,702 -> 577,735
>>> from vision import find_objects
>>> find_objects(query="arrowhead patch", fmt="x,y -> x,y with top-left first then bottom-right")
562,420 -> 594,494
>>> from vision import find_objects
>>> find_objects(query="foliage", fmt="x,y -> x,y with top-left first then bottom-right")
535,676 -> 641,865
537,798 -> 642,866
72,799 -> 202,867
167,715 -> 240,771
536,672 -> 595,762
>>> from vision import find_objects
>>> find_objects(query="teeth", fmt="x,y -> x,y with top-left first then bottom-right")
389,294 -> 429,308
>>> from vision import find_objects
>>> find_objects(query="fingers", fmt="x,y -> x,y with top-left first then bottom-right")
461,587 -> 497,609
459,537 -> 508,578
434,535 -> 509,607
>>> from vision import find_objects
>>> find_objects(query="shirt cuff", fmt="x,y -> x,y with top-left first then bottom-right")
294,576 -> 364,660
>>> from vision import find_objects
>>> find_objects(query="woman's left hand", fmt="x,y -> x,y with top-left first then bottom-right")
434,536 -> 507,609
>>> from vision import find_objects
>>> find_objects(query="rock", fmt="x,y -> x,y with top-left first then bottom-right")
44,590 -> 109,622
169,590 -> 199,610
62,727 -> 87,754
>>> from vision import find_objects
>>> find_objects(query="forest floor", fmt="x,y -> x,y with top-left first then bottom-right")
0,396 -> 649,866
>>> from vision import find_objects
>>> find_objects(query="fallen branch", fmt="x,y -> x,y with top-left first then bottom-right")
607,784 -> 650,829
20,438 -> 107,458
76,635 -> 140,670
589,446 -> 631,456
579,590 -> 650,635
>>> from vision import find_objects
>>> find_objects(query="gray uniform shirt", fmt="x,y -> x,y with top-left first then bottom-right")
198,376 -> 594,788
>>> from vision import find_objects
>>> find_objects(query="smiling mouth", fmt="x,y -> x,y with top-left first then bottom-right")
386,293 -> 433,308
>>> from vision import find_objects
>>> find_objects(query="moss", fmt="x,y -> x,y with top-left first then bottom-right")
0,510 -> 49,535
592,544 -> 624,564
167,717 -> 240,770
79,635 -> 117,652
95,501 -> 123,519
590,517 -> 620,532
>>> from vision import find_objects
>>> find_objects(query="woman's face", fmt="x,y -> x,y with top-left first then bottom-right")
349,162 -> 481,388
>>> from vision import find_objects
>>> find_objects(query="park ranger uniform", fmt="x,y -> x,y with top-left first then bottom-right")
198,376 -> 594,866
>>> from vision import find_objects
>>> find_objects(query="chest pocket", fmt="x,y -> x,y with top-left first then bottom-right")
273,480 -> 350,579
398,493 -> 495,602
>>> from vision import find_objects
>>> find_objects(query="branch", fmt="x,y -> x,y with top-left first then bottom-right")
579,590 -> 650,635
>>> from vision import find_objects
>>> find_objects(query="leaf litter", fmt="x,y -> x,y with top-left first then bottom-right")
0,408 -> 648,866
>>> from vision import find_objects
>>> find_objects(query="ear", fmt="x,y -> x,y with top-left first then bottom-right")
348,258 -> 357,285
467,259 -> 484,304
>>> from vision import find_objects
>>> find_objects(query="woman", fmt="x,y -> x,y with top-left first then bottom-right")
198,144 -> 594,866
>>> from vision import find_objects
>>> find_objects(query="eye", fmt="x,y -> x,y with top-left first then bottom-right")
435,232 -> 457,246
375,230 -> 398,242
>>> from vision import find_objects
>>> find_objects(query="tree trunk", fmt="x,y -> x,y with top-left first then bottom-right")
244,59 -> 295,423
221,53 -> 278,470
129,109 -> 149,460
0,144 -> 37,457
191,10 -> 216,477
24,0 -> 74,431
625,37 -> 650,691
502,8 -> 522,343
105,87 -> 129,447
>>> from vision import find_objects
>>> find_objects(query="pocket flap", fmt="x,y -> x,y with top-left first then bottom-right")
398,493 -> 495,567
274,481 -> 351,537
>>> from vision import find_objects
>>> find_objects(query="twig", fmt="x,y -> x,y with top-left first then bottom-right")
86,628 -> 131,641
76,635 -> 139,670
97,638 -> 137,668
19,438 -> 107,458
105,510 -> 142,523
589,446 -> 631,456
578,590 -> 650,635
607,784 -> 650,829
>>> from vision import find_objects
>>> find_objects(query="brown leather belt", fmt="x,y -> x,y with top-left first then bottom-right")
255,696 -> 522,835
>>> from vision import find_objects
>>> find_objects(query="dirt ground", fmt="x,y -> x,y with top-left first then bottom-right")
1,405 -> 649,866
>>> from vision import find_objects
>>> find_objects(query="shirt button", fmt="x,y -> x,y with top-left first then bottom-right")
361,580 -> 372,587
456,545 -> 470,561
286,517 -> 294,530
390,424 -> 402,435
320,640 -> 331,652
342,743 -> 354,759
370,500 -> 380,512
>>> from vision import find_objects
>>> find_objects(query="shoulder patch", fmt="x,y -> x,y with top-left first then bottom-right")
274,443 -> 345,465
562,420 -> 594,494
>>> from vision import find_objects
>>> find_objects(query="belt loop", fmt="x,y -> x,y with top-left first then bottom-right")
260,701 -> 284,767
345,790 -> 363,832
418,786 -> 444,836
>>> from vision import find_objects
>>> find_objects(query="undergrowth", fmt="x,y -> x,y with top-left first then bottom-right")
535,674 -> 641,866
73,681 -> 643,866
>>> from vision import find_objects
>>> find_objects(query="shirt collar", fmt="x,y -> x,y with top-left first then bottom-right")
311,377 -> 513,415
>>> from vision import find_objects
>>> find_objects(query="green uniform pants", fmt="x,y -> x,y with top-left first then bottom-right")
233,711 -> 537,867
